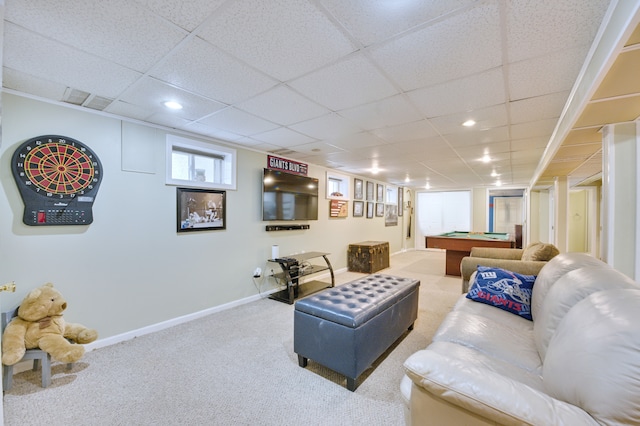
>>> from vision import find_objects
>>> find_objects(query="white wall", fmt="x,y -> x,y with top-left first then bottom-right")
0,94 -> 405,340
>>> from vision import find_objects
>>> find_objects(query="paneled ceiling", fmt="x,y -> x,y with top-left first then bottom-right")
2,0 -> 638,190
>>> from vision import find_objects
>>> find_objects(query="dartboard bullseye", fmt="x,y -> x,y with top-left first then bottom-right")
11,135 -> 103,226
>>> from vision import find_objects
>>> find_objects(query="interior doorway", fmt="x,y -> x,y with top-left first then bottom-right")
488,189 -> 525,241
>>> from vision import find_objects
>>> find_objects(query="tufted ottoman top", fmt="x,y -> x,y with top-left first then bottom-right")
294,274 -> 420,328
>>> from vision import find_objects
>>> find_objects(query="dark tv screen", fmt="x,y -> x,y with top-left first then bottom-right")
262,169 -> 319,221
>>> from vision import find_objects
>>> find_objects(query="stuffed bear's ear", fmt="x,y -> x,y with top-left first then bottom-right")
24,288 -> 43,302
43,283 -> 54,288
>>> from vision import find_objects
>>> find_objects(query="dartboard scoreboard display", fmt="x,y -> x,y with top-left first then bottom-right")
11,135 -> 103,226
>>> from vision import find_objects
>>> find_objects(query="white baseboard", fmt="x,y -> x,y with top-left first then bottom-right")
85,266 -> 348,352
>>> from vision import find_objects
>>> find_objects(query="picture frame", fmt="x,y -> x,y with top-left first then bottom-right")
376,202 -> 385,217
398,187 -> 404,217
329,199 -> 348,217
366,202 -> 374,218
385,204 -> 398,226
366,181 -> 374,201
353,200 -> 364,217
376,184 -> 384,202
354,178 -> 363,200
177,187 -> 226,232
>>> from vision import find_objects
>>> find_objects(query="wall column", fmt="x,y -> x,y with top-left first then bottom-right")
602,122 -> 638,278
553,176 -> 569,253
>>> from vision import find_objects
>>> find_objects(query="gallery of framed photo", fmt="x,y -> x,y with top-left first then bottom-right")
376,184 -> 384,202
353,200 -> 364,217
354,178 -> 363,200
177,187 -> 226,232
376,202 -> 385,217
366,201 -> 374,218
366,181 -> 374,201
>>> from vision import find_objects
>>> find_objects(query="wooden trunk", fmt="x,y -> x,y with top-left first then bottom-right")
347,241 -> 390,273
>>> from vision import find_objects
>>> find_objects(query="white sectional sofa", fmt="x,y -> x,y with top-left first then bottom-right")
401,252 -> 640,425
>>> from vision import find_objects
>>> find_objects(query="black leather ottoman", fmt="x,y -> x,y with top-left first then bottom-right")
293,274 -> 420,391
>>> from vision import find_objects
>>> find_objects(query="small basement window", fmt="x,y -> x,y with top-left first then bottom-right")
166,135 -> 236,190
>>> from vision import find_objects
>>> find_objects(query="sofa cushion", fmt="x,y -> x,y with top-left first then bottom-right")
521,242 -> 559,261
433,296 -> 541,372
531,252 -> 610,321
543,289 -> 640,425
466,266 -> 535,320
534,267 -> 638,359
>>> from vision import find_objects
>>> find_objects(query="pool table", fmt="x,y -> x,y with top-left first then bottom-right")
425,231 -> 514,276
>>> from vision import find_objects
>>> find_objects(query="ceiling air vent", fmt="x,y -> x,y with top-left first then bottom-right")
62,88 -> 113,111
63,88 -> 90,106
84,95 -> 114,111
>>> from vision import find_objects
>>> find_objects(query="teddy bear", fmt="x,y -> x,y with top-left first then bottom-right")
2,283 -> 98,366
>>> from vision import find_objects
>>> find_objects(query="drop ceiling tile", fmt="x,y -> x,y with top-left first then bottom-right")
455,141 -> 511,158
290,113 -> 363,140
4,23 -> 142,99
107,100 -> 156,121
408,68 -> 506,118
370,2 -> 502,91
288,141 -> 346,157
338,95 -> 422,130
236,85 -> 329,126
510,118 -> 559,140
134,0 -> 227,31
145,111 -> 192,129
151,36 -> 278,105
430,104 -> 508,135
324,131 -> 387,151
320,0 -> 478,46
510,137 -> 551,151
506,0 -> 610,63
509,91 -> 569,124
445,126 -> 510,147
197,107 -> 279,136
511,149 -> 546,163
288,54 -> 398,111
508,45 -> 589,101
182,123 -> 244,142
2,67 -> 68,101
116,77 -> 227,121
6,0 -> 187,73
372,120 -> 438,143
393,136 -> 454,156
251,127 -> 317,147
197,0 -> 355,81
593,48 -> 640,99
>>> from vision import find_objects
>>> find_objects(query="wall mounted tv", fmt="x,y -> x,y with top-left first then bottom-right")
262,168 -> 319,221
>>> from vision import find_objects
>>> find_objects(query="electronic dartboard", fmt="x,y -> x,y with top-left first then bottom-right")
11,135 -> 103,226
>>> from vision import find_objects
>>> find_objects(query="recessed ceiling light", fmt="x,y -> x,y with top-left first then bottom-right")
462,119 -> 476,127
481,154 -> 491,163
163,101 -> 183,110
491,170 -> 499,177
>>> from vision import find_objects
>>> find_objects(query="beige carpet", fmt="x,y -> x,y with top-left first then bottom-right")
3,250 -> 460,426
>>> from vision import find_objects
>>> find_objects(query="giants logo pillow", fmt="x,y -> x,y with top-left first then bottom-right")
466,266 -> 536,320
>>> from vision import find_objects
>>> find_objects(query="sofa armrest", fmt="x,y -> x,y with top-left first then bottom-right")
469,247 -> 524,260
460,257 -> 547,293
404,350 -> 597,425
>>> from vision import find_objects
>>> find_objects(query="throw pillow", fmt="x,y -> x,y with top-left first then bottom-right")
521,242 -> 560,261
466,266 -> 536,320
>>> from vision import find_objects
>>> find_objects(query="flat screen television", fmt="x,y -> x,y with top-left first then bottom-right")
262,168 -> 319,221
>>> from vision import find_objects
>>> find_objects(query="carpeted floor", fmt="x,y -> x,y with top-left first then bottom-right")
3,250 -> 460,426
